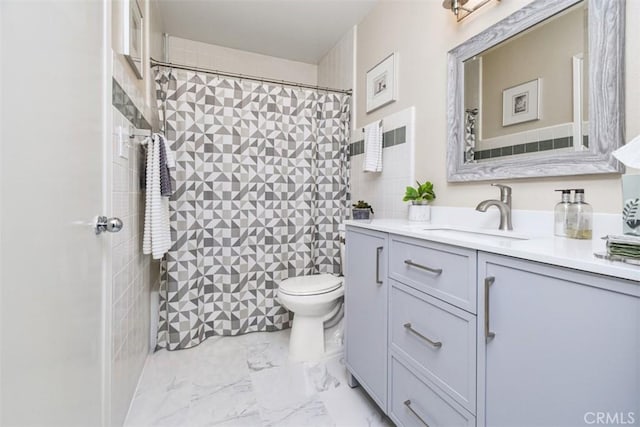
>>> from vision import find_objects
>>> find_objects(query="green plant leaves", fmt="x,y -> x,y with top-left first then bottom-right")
403,180 -> 436,202
402,186 -> 419,202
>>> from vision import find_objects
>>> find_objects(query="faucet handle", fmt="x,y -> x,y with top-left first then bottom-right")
491,183 -> 512,204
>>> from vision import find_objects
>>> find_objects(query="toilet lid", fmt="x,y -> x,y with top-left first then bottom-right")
278,274 -> 343,296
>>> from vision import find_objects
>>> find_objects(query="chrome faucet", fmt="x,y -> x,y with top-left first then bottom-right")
476,184 -> 513,231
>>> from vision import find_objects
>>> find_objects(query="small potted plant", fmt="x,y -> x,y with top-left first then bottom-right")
403,180 -> 436,222
352,200 -> 374,221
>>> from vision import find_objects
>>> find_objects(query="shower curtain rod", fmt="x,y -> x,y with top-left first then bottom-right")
150,58 -> 353,95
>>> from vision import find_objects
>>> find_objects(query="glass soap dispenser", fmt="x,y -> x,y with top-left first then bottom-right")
567,189 -> 593,239
554,189 -> 572,237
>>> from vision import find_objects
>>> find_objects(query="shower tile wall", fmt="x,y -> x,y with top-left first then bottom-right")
317,27 -> 355,92
166,36 -> 318,85
111,55 -> 159,426
112,53 -> 154,124
349,107 -> 416,219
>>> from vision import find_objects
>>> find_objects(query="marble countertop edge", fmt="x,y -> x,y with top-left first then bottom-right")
344,219 -> 640,284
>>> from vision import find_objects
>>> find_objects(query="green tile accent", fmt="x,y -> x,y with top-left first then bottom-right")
382,130 -> 395,148
395,126 -> 406,144
349,140 -> 364,156
476,150 -> 489,160
513,144 -> 525,155
112,78 -> 151,130
539,139 -> 553,151
472,136 -> 579,161
349,125 -> 408,156
525,142 -> 539,153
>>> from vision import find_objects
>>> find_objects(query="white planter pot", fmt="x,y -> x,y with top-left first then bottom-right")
408,204 -> 431,222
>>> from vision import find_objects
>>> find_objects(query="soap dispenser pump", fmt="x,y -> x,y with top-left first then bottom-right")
567,189 -> 593,239
554,189 -> 572,237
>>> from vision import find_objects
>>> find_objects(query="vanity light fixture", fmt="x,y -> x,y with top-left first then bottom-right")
442,0 -> 500,22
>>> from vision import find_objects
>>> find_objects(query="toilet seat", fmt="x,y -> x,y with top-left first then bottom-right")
279,274 -> 343,296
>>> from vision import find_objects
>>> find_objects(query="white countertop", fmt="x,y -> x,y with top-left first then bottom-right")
345,218 -> 640,283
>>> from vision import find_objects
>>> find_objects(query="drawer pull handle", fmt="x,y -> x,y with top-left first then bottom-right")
485,276 -> 496,341
376,246 -> 384,284
404,322 -> 442,348
404,400 -> 430,427
404,259 -> 443,275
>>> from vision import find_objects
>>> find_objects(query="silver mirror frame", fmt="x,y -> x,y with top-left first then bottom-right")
447,0 -> 625,182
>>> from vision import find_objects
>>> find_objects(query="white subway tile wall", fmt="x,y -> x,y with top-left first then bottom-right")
166,36 -> 318,86
110,105 -> 154,425
350,107 -> 416,219
317,27 -> 355,91
111,51 -> 158,426
112,52 -> 154,124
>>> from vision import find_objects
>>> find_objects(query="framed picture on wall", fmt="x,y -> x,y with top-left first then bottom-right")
502,79 -> 540,126
366,53 -> 397,113
124,0 -> 144,80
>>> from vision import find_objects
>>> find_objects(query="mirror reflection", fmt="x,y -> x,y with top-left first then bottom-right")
462,2 -> 588,164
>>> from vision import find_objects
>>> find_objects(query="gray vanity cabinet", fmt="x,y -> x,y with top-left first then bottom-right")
477,253 -> 640,427
387,235 -> 478,426
389,236 -> 477,313
345,224 -> 639,427
344,228 -> 389,411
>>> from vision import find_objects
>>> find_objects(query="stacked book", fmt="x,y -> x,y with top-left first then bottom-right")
604,234 -> 640,262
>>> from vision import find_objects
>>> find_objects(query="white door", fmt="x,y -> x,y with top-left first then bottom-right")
1,1 -> 111,425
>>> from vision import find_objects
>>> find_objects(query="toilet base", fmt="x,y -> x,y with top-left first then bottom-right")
289,315 -> 325,361
277,279 -> 344,363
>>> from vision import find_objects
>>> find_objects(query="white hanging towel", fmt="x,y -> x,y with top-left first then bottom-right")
161,134 -> 176,168
363,120 -> 383,172
143,135 -> 172,259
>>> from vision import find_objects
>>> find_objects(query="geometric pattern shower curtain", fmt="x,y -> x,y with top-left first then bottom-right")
154,69 -> 351,350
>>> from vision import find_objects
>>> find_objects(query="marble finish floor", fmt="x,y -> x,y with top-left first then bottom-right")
124,329 -> 393,426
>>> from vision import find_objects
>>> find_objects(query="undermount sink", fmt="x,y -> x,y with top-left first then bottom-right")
423,226 -> 530,241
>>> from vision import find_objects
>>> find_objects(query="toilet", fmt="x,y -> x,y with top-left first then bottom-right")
276,231 -> 346,361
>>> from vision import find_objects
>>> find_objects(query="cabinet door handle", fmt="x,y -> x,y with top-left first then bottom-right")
404,259 -> 443,275
404,400 -> 430,426
376,246 -> 384,284
485,276 -> 496,341
404,322 -> 442,348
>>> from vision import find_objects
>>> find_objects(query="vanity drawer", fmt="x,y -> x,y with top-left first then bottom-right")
390,282 -> 476,411
389,235 -> 477,313
390,355 -> 475,427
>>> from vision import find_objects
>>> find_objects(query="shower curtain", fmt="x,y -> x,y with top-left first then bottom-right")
154,69 -> 351,350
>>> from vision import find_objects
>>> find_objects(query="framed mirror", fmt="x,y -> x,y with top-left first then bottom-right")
446,0 -> 625,182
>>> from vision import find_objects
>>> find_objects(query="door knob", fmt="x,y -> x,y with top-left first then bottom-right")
95,216 -> 123,235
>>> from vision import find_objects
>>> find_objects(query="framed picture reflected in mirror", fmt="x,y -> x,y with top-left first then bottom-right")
502,79 -> 540,127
